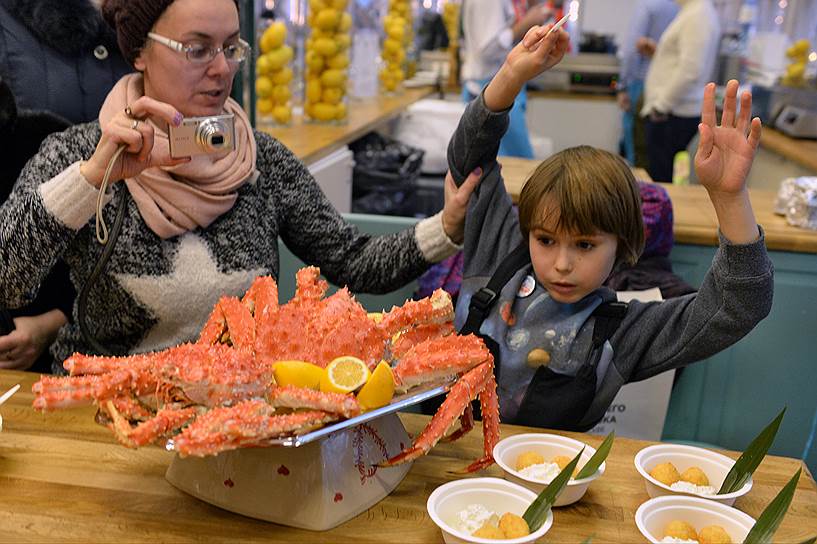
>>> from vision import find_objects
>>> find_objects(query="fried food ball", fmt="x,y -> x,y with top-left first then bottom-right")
698,525 -> 732,544
516,451 -> 545,471
650,461 -> 681,486
472,522 -> 505,539
498,512 -> 530,538
664,520 -> 698,541
680,466 -> 710,487
552,455 -> 580,477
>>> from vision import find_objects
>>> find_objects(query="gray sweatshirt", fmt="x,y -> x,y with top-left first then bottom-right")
447,94 -> 774,429
0,123 -> 457,369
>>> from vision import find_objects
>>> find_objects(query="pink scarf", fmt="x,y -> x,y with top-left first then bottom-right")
98,74 -> 257,239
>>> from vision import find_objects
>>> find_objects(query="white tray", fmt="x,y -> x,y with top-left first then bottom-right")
165,380 -> 454,530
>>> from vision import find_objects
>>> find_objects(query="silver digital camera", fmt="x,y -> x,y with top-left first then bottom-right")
168,113 -> 236,158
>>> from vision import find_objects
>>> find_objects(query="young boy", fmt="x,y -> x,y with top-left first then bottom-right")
446,25 -> 773,431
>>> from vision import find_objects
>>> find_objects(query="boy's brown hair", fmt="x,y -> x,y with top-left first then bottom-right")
518,146 -> 645,266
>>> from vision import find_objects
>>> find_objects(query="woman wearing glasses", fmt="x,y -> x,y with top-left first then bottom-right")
0,0 -> 480,372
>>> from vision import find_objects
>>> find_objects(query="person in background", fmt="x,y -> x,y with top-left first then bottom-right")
616,0 -> 678,167
0,0 -> 131,124
641,0 -> 721,183
0,0 -> 481,374
0,0 -> 129,371
446,23 -> 772,430
459,0 -> 553,158
0,78 -> 74,372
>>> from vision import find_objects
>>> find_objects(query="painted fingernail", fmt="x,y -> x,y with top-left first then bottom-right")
173,112 -> 183,126
473,167 -> 483,176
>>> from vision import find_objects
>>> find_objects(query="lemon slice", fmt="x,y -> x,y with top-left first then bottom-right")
272,360 -> 324,390
320,356 -> 371,394
356,361 -> 396,411
367,312 -> 383,323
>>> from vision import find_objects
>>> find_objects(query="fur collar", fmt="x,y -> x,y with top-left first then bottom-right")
0,0 -> 117,55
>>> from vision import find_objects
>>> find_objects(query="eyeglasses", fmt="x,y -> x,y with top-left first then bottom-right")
147,32 -> 250,65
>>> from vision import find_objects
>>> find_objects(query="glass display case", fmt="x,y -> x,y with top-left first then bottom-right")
252,0 -> 306,127
303,0 -> 352,123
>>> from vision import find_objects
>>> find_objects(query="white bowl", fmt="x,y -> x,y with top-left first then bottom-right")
634,444 -> 753,506
492,433 -> 605,507
426,477 -> 553,544
635,495 -> 756,543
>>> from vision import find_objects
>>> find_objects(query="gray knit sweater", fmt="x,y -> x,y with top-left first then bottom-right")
447,94 -> 775,429
0,123 -> 457,368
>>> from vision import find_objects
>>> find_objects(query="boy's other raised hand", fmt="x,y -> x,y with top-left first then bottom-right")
695,80 -> 761,245
484,25 -> 570,112
695,80 -> 762,197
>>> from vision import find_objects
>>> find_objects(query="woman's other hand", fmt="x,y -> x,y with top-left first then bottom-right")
0,310 -> 67,371
442,167 -> 483,244
80,96 -> 190,188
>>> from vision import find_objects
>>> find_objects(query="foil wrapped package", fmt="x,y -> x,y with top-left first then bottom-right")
774,177 -> 817,230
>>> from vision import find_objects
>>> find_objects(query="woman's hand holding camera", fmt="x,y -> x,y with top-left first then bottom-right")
80,96 -> 190,188
484,24 -> 569,112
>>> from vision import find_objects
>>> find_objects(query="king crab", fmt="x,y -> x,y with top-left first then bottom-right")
32,267 -> 499,471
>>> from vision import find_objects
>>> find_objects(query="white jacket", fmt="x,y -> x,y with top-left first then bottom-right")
642,0 -> 721,118
460,0 -> 515,86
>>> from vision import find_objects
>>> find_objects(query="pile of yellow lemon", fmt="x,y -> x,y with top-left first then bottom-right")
304,0 -> 351,123
441,2 -> 460,54
379,0 -> 412,93
256,21 -> 294,125
272,357 -> 396,412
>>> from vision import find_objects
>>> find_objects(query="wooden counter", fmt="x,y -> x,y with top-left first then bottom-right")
259,87 -> 434,165
497,156 -> 817,254
1,370 -> 816,543
760,127 -> 817,174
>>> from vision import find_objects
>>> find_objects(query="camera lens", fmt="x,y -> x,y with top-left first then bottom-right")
196,118 -> 232,152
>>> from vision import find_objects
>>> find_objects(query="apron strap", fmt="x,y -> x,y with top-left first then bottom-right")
460,242 -> 530,336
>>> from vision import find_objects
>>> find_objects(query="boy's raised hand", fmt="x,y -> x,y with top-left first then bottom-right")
485,25 -> 570,112
695,80 -> 762,196
695,80 -> 762,245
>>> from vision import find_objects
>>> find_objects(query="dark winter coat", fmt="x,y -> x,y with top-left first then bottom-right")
0,0 -> 130,124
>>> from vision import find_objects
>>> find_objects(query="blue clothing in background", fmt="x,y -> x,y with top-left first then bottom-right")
463,80 -> 534,159
618,0 -> 678,164
618,0 -> 679,90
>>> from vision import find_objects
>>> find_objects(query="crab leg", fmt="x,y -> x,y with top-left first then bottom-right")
172,400 -> 335,457
197,296 -> 256,354
268,386 -> 362,419
392,334 -> 492,392
381,359 -> 496,471
441,403 -> 474,443
103,401 -> 200,448
460,371 -> 500,473
379,289 -> 454,337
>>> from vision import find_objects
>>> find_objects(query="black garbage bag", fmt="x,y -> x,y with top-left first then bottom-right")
349,133 -> 424,216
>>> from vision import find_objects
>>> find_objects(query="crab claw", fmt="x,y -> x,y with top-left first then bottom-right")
380,358 -> 499,472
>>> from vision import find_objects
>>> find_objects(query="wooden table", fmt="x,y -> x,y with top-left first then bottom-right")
2,370 -> 816,543
260,87 -> 433,164
760,128 -> 817,174
497,156 -> 817,254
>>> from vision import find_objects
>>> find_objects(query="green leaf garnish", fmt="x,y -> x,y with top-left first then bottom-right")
743,469 -> 801,544
718,407 -> 786,494
575,431 -> 614,480
580,536 -> 594,544
522,447 -> 584,532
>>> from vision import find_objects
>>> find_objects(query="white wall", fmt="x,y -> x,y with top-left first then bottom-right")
578,0 -> 641,50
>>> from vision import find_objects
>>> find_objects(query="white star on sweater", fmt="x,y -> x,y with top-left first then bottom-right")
115,234 -> 266,353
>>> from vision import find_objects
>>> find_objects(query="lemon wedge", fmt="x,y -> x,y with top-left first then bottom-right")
320,356 -> 370,394
272,360 -> 324,390
356,361 -> 395,411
